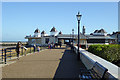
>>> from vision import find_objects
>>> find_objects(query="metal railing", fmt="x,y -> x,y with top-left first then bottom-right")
0,45 -> 36,64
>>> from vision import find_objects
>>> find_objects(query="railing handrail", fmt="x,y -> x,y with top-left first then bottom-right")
0,45 -> 36,64
5,47 -> 16,50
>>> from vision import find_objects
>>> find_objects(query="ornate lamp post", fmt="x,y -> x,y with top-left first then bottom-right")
76,12 -> 82,60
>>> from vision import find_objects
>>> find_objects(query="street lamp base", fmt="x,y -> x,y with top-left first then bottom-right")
77,52 -> 80,60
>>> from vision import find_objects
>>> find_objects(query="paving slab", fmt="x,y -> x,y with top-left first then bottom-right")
53,48 -> 86,79
2,47 -> 65,78
2,46 -> 86,79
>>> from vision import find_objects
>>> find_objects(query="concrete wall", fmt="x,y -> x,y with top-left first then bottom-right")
73,46 -> 119,80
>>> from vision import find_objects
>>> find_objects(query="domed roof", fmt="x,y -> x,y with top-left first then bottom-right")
41,30 -> 46,34
98,29 -> 107,33
94,30 -> 98,33
90,33 -> 93,35
50,27 -> 57,32
94,29 -> 107,33
34,28 -> 40,33
59,31 -> 62,34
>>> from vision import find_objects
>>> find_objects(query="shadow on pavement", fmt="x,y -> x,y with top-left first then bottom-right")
53,48 -> 87,80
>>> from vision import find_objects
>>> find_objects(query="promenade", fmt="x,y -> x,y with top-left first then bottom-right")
2,46 -> 86,79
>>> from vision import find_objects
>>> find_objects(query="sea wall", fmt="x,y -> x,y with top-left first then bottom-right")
73,46 -> 119,80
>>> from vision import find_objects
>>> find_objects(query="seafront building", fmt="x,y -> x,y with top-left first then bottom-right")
25,27 -> 87,47
25,26 -> 117,47
86,29 -> 116,44
110,31 -> 120,44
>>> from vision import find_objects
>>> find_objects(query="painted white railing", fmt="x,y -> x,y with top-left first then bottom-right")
73,46 -> 119,79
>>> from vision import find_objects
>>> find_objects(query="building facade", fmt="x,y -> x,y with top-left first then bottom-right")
25,27 -> 116,47
25,27 -> 87,46
110,31 -> 120,44
86,29 -> 116,44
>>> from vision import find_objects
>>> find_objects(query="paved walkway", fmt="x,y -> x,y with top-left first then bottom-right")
53,48 -> 86,79
2,46 -> 86,79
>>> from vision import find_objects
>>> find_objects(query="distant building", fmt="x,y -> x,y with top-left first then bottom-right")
86,29 -> 116,44
111,31 -> 120,44
92,29 -> 107,36
25,27 -> 116,46
25,27 -> 87,46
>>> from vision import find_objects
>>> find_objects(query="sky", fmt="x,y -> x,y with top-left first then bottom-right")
2,2 -> 118,41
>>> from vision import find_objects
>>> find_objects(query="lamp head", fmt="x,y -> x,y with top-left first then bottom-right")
76,12 -> 82,21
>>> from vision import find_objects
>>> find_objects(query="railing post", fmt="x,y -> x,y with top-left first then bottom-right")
10,49 -> 11,60
22,47 -> 23,56
4,49 -> 6,64
2,49 -> 3,61
30,47 -> 31,53
34,46 -> 35,53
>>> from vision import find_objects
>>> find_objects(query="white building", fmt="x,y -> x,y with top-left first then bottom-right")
86,29 -> 116,44
25,27 -> 87,47
25,27 -> 116,47
92,29 -> 107,36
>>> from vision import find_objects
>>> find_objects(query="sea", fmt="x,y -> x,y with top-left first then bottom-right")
0,41 -> 27,49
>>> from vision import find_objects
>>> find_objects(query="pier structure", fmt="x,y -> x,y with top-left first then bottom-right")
1,45 -> 119,80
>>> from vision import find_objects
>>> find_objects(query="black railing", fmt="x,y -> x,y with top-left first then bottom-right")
0,45 -> 36,64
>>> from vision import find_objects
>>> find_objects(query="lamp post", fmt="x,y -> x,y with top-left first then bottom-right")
70,33 -> 71,44
72,29 -> 74,45
76,12 -> 82,60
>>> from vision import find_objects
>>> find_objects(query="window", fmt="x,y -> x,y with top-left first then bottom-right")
45,38 -> 49,44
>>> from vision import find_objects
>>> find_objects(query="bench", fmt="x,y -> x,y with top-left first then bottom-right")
79,62 -> 108,80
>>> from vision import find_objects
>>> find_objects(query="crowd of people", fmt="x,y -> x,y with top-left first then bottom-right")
48,42 -> 62,49
48,42 -> 55,49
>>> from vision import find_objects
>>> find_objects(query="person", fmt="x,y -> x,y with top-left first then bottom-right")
50,44 -> 52,49
16,41 -> 22,60
37,46 -> 40,52
60,42 -> 62,48
48,44 -> 50,49
33,44 -> 36,52
53,43 -> 55,48
51,42 -> 53,49
51,42 -> 54,48
48,41 -> 50,49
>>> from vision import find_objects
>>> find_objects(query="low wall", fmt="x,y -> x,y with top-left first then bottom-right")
73,46 -> 119,80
